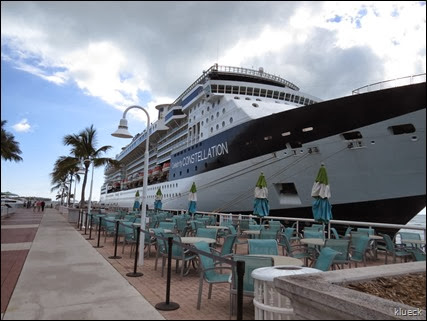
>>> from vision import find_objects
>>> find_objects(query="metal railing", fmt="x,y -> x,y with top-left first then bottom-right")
352,73 -> 426,95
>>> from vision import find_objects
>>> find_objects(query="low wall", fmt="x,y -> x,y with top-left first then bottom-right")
274,261 -> 425,320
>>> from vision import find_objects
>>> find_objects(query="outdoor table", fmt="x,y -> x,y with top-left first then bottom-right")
248,254 -> 303,266
300,238 -> 325,246
180,237 -> 217,245
242,230 -> 261,239
206,225 -> 229,230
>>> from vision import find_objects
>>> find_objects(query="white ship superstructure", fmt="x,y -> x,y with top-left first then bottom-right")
101,65 -> 426,226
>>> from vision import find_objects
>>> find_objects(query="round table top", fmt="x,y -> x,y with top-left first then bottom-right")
180,237 -> 217,244
251,265 -> 321,281
242,230 -> 261,235
300,238 -> 325,246
206,225 -> 229,230
248,254 -> 304,266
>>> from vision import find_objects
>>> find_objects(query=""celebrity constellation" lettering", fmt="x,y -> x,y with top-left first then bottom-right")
172,142 -> 229,169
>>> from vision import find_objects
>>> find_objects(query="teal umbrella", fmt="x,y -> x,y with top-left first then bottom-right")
311,164 -> 332,223
253,172 -> 270,217
154,188 -> 163,210
133,190 -> 141,210
188,182 -> 197,215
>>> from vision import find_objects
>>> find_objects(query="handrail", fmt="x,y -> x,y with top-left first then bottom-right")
352,73 -> 426,95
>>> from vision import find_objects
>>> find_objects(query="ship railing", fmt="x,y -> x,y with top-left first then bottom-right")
165,209 -> 426,241
172,64 -> 300,106
352,73 -> 426,95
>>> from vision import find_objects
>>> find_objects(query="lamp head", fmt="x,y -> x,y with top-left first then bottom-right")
111,118 -> 133,138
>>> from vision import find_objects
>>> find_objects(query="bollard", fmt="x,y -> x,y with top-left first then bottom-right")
155,236 -> 180,311
79,209 -> 84,231
127,226 -> 143,277
84,211 -> 88,235
77,210 -> 81,229
236,260 -> 245,320
87,214 -> 94,240
94,216 -> 104,248
109,220 -> 122,259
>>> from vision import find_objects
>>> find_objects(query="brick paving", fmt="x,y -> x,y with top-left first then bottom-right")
1,209 -> 44,315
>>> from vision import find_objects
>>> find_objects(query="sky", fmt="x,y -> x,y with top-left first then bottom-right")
1,1 -> 426,205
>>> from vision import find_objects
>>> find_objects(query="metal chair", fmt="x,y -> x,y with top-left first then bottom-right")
248,239 -> 278,255
380,233 -> 413,264
312,247 -> 341,271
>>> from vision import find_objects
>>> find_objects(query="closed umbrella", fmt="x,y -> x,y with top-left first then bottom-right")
311,163 -> 332,224
253,172 -> 270,217
154,188 -> 163,210
133,190 -> 141,211
188,182 -> 197,215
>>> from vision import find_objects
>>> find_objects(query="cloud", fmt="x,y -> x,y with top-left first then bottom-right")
12,119 -> 31,133
1,1 -> 425,107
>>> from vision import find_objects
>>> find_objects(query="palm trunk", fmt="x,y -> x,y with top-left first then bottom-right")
67,173 -> 73,206
80,164 -> 89,210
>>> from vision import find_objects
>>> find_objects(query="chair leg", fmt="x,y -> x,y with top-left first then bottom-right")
197,275 -> 204,310
208,284 -> 213,299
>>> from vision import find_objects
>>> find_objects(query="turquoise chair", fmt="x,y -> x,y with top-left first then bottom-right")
330,227 -> 340,239
381,234 -> 413,264
248,239 -> 278,255
196,228 -> 218,240
212,235 -> 236,258
357,227 -> 375,235
324,239 -> 350,269
312,247 -> 341,271
278,234 -> 311,266
397,232 -> 422,250
193,241 -> 232,310
230,255 -> 273,316
158,221 -> 176,231
349,234 -> 371,267
162,233 -> 197,279
259,229 -> 278,240
227,225 -> 248,252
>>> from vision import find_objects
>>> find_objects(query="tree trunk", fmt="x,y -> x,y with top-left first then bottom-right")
79,164 -> 89,210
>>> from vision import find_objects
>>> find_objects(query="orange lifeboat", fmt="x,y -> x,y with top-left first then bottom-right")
153,165 -> 162,176
162,162 -> 170,172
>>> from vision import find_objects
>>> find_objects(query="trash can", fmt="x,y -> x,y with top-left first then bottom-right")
251,265 -> 322,320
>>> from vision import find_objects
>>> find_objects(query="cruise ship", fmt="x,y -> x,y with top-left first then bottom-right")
100,64 -> 426,226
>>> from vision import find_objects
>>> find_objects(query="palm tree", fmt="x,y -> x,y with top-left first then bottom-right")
1,120 -> 23,162
50,156 -> 81,206
62,125 -> 120,210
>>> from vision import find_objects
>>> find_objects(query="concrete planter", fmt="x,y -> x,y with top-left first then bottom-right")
274,261 -> 425,320
67,208 -> 80,223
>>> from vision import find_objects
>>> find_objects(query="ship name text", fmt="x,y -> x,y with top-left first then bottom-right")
172,142 -> 229,169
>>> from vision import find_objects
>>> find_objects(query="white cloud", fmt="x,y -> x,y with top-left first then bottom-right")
1,1 -> 425,104
12,119 -> 31,133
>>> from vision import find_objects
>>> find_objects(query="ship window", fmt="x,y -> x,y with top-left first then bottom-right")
253,88 -> 260,96
273,91 -> 279,99
222,121 -> 225,127
260,89 -> 266,97
293,95 -> 300,103
217,99 -> 220,105
264,136 -> 272,141
388,124 -> 415,135
252,103 -> 259,108
299,96 -> 305,104
211,85 -> 217,93
218,85 -> 225,93
207,106 -> 210,112
281,131 -> 291,137
245,97 -> 251,100
342,131 -> 363,140
230,117 -> 233,124
279,92 -> 285,100
234,96 -> 240,99
247,87 -> 254,95
226,85 -> 232,94
232,86 -> 239,94
304,98 -> 310,105
223,108 -> 226,114
210,127 -> 213,133
240,87 -> 246,95
216,112 -> 219,117
187,169 -> 189,173
195,166 -> 198,171
302,127 -> 313,132
256,98 -> 261,101
216,124 -> 219,130
267,90 -> 273,98
285,93 -> 291,101
211,115 -> 214,120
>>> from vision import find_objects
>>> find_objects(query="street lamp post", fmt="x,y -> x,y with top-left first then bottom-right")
112,105 -> 150,266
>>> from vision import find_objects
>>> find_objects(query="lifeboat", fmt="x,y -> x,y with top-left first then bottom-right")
148,169 -> 153,177
162,162 -> 170,172
153,165 -> 162,176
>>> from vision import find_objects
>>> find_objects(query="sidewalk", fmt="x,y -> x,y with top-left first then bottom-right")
1,208 -> 164,320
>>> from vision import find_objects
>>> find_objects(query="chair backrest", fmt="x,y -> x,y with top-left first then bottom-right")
248,239 -> 278,255
325,239 -> 350,262
228,225 -> 237,235
193,241 -> 217,280
283,227 -> 296,240
350,234 -> 370,261
313,247 -> 341,271
259,230 -> 278,240
232,255 -> 274,293
304,230 -> 324,239
158,221 -> 176,230
398,232 -> 421,241
382,233 -> 397,252
221,235 -> 237,256
279,234 -> 292,255
239,220 -> 250,231
196,228 -> 218,239
330,227 -> 340,239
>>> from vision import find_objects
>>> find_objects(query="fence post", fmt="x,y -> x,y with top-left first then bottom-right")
84,211 -> 88,235
94,216 -> 104,248
155,236 -> 179,311
108,220 -> 122,259
126,226 -> 143,277
87,214 -> 94,240
236,260 -> 245,320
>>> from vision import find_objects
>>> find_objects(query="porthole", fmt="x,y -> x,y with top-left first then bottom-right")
252,103 -> 259,108
230,117 -> 233,124
222,121 -> 225,127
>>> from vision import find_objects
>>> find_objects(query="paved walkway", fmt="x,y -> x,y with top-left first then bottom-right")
1,208 -> 164,320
